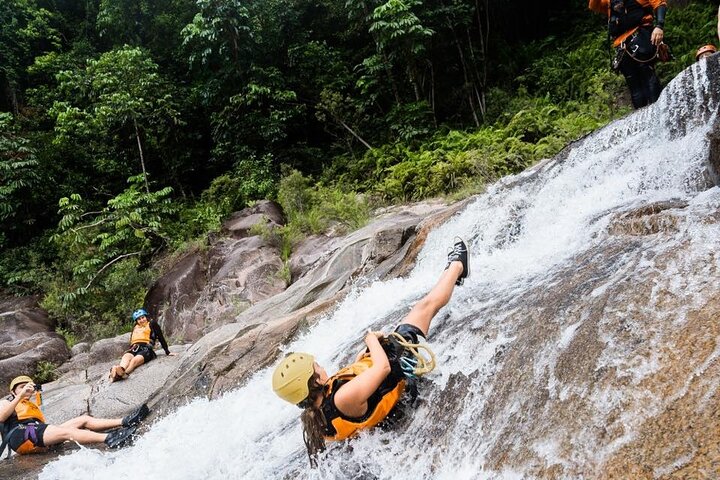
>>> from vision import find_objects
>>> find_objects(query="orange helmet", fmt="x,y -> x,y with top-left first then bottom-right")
695,44 -> 717,60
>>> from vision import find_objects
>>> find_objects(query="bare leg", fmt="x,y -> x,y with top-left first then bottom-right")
118,352 -> 135,370
400,262 -> 463,336
59,414 -> 121,431
42,425 -> 108,446
123,355 -> 145,374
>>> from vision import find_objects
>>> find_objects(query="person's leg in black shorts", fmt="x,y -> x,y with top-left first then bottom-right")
398,238 -> 469,337
119,344 -> 156,376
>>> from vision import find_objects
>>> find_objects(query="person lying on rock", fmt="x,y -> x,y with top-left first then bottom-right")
272,237 -> 469,466
0,376 -> 148,454
109,308 -> 175,382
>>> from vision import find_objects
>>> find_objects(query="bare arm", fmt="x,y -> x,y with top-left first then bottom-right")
0,398 -> 19,423
651,3 -> 666,45
0,383 -> 34,422
333,332 -> 391,418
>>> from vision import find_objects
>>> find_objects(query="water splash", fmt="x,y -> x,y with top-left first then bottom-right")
41,58 -> 720,479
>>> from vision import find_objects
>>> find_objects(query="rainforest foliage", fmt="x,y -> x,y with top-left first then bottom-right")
1,0 -> 718,339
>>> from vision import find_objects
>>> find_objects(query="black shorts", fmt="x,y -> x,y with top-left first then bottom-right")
127,343 -> 157,363
8,421 -> 48,452
394,323 -> 426,344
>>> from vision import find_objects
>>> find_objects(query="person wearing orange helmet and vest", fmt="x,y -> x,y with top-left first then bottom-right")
589,0 -> 668,109
0,376 -> 148,455
109,308 -> 175,382
272,237 -> 470,466
696,44 -> 717,61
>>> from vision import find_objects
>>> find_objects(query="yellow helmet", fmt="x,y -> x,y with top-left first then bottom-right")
272,353 -> 315,405
9,375 -> 33,392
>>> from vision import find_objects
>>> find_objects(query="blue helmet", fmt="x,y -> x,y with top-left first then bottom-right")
132,308 -> 149,321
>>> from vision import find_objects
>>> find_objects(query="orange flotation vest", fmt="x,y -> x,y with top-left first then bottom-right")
9,393 -> 46,454
130,323 -> 152,345
14,396 -> 45,424
321,356 -> 406,441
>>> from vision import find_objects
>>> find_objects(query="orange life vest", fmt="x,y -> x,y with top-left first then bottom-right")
322,356 -> 406,441
588,0 -> 662,47
14,394 -> 45,424
131,323 -> 152,345
2,394 -> 47,454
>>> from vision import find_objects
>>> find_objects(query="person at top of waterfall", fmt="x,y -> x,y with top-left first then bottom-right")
588,0 -> 668,109
696,44 -> 717,62
109,308 -> 175,382
272,237 -> 469,466
0,376 -> 148,454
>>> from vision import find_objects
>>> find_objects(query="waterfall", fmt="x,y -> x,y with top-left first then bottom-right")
40,57 -> 720,479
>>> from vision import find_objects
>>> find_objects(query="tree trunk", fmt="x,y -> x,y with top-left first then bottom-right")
381,51 -> 402,105
408,65 -> 421,102
472,0 -> 490,120
429,60 -> 437,127
334,114 -> 374,151
133,118 -> 150,193
447,18 -> 480,127
4,81 -> 19,116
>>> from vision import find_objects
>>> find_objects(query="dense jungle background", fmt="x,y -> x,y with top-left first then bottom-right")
1,0 -> 718,347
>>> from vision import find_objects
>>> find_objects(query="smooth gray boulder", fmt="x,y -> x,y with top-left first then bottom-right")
0,297 -> 70,388
221,200 -> 285,238
0,296 -> 54,344
57,333 -> 131,374
70,342 -> 90,356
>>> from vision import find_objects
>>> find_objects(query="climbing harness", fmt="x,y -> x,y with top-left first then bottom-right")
385,332 -> 437,377
612,33 -> 670,72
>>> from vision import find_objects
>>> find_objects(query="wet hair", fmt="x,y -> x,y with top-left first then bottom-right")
298,372 -> 327,467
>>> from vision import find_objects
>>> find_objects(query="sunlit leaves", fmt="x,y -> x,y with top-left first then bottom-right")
50,46 -> 182,183
181,0 -> 252,66
368,0 -> 433,54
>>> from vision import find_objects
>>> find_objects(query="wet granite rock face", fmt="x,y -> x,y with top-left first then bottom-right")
422,212 -> 720,479
0,296 -> 53,343
0,297 -> 70,388
229,201 -> 453,327
607,200 -> 688,236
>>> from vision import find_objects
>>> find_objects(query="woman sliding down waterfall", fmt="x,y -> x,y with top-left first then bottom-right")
271,237 -> 469,466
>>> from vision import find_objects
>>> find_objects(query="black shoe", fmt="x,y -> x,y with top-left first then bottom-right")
122,404 -> 150,428
445,237 -> 469,286
104,425 -> 137,449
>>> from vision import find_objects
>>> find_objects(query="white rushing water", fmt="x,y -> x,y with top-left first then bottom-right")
41,59 -> 719,479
